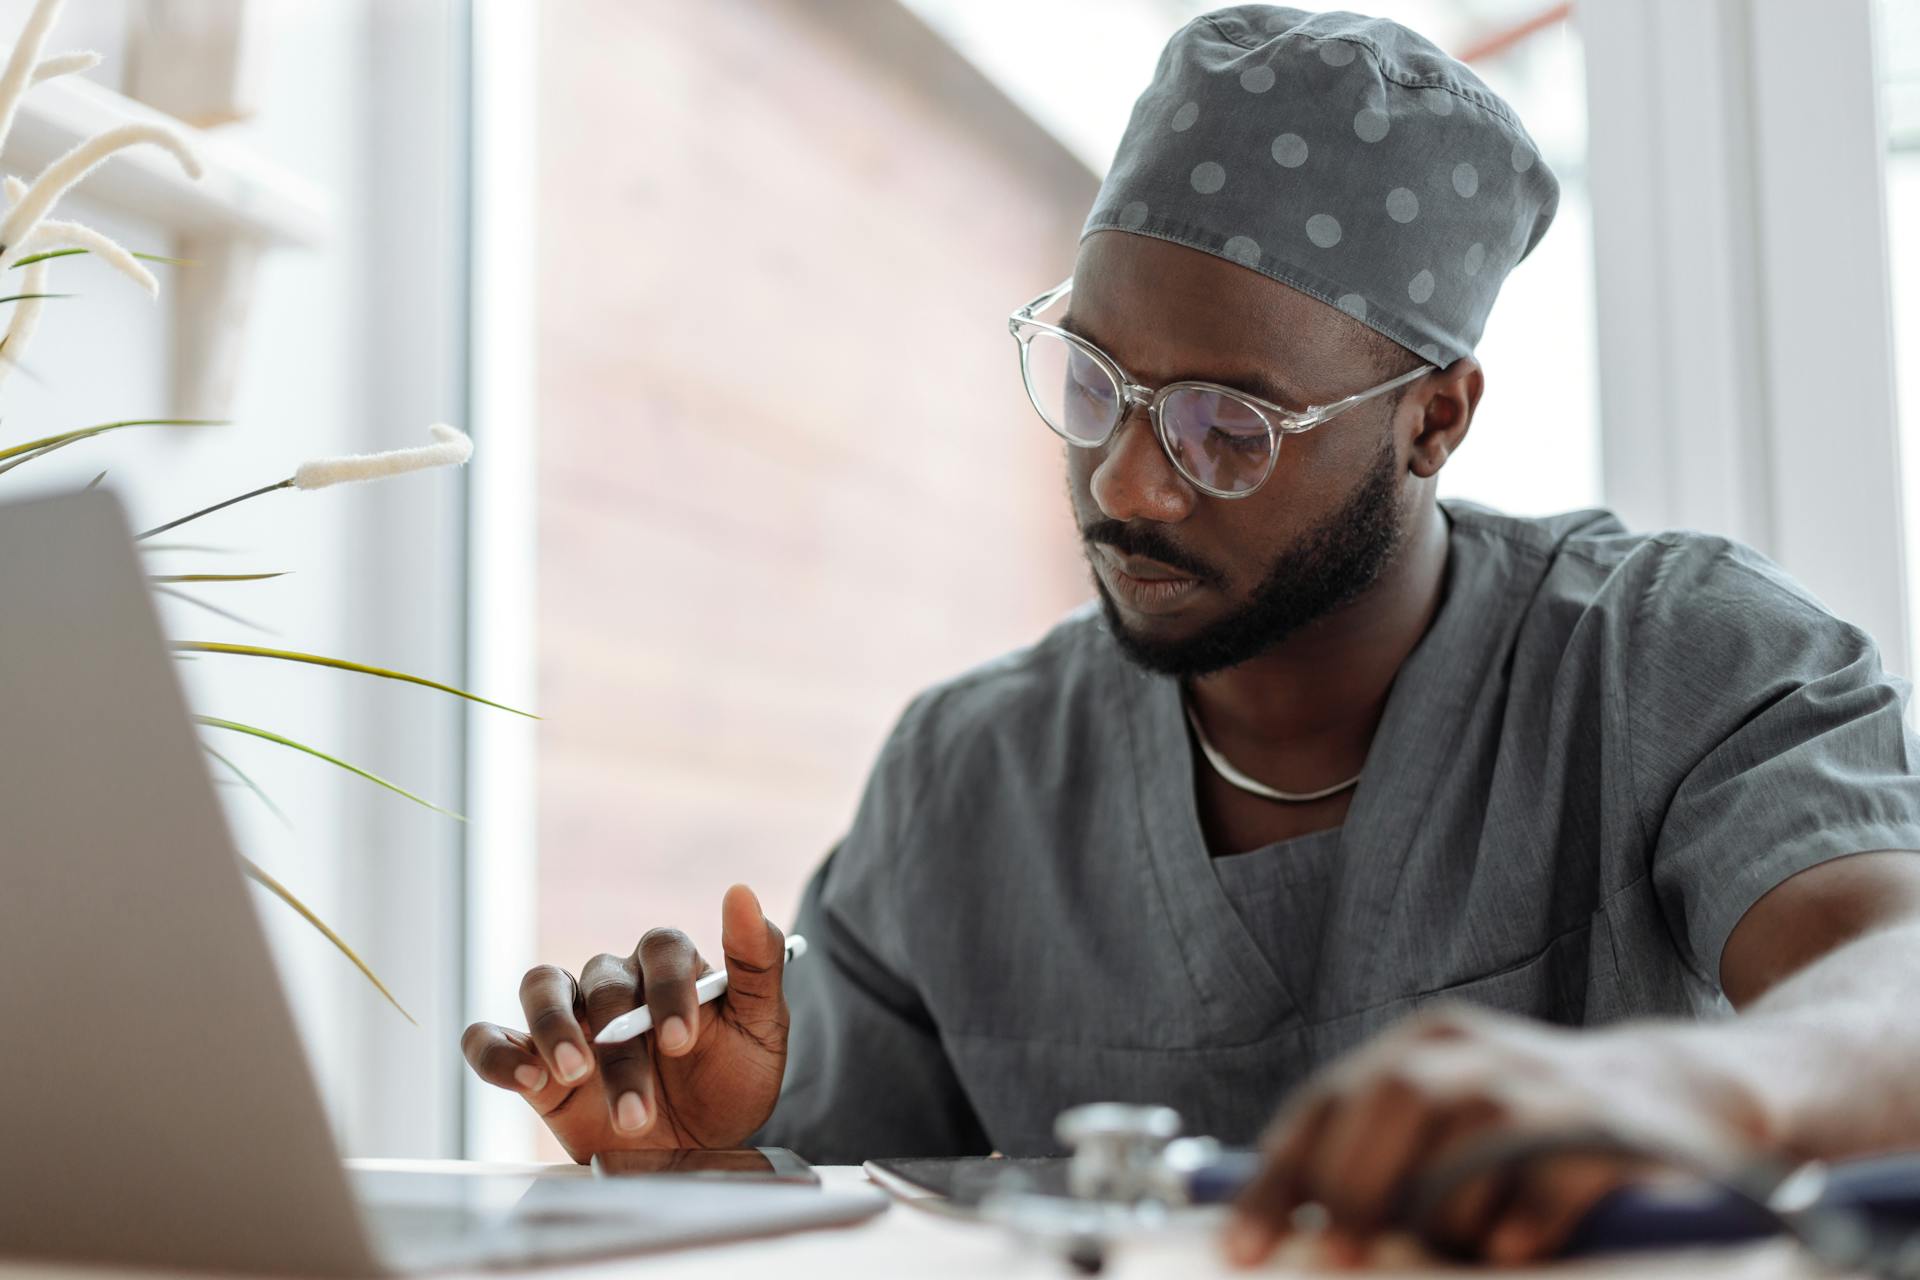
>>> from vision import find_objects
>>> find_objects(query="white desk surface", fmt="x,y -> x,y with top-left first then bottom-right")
0,1163 -> 1829,1279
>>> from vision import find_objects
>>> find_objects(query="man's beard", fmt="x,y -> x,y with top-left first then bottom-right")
1086,437 -> 1406,678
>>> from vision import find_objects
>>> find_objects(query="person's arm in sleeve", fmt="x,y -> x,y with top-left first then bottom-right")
1637,544 -> 1920,990
1632,544 -> 1920,1156
750,846 -> 991,1164
751,692 -> 992,1164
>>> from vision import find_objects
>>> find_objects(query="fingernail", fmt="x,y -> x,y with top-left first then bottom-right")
513,1064 -> 548,1092
659,1015 -> 689,1052
554,1041 -> 590,1083
1223,1216 -> 1272,1266
615,1091 -> 647,1133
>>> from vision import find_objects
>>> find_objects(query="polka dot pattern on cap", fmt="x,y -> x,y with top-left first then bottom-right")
1223,235 -> 1262,266
1081,4 -> 1560,367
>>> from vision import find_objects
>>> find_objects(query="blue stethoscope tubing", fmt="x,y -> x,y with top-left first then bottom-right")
1178,1148 -> 1920,1263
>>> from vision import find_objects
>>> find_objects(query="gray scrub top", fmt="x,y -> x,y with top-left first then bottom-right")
1212,826 -> 1344,1000
757,500 -> 1920,1164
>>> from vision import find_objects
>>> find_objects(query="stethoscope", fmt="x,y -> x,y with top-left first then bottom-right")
977,1104 -> 1920,1276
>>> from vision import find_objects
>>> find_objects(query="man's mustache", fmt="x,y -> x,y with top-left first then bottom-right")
1079,519 -> 1224,588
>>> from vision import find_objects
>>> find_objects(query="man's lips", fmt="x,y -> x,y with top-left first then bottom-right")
1093,542 -> 1208,617
1096,543 -> 1199,583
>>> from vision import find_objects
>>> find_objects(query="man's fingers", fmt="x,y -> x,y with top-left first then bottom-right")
1485,1157 -> 1639,1265
519,963 -> 595,1088
1303,1074 -> 1435,1233
461,1021 -> 551,1095
578,952 -> 641,1037
636,928 -> 706,1057
1410,1103 -> 1526,1257
717,883 -> 786,1028
1225,1093 -> 1336,1267
579,949 -> 661,1134
594,1032 -> 658,1137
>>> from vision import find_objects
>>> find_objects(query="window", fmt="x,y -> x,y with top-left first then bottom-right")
0,0 -> 472,1156
1880,0 -> 1920,678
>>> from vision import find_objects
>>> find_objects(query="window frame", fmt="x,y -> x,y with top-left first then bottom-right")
1584,0 -> 1909,675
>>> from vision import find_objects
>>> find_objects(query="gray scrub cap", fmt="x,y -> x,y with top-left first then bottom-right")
1082,5 -> 1559,367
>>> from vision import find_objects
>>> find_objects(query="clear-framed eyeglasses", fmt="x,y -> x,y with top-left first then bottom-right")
1008,278 -> 1435,499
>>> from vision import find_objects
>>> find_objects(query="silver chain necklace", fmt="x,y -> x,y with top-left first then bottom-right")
1182,693 -> 1363,804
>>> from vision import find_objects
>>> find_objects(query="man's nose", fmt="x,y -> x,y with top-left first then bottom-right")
1089,404 -> 1197,524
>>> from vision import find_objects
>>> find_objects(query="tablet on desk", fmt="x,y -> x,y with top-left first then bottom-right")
864,1156 -> 1071,1208
594,1147 -> 820,1185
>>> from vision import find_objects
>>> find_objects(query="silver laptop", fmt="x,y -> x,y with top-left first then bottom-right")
0,491 -> 885,1275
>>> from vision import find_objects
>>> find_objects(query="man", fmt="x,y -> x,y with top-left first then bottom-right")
463,6 -> 1920,1265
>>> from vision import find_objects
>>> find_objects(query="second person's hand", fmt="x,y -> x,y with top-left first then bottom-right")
460,883 -> 792,1162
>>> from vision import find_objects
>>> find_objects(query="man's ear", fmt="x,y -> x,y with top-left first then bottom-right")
1406,357 -> 1482,478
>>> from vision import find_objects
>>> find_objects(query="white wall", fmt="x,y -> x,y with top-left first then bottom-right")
1892,152 -> 1920,671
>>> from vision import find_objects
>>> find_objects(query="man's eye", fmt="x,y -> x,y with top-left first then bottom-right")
1209,425 -> 1270,453
1070,361 -> 1114,401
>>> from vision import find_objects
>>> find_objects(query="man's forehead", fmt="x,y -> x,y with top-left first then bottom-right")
1074,231 -> 1335,326
1067,232 -> 1358,401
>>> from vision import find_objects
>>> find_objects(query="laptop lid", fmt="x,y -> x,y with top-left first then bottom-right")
0,491 -> 382,1276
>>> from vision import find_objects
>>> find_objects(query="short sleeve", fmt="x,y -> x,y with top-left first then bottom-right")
750,696 -> 990,1163
1633,541 -> 1920,989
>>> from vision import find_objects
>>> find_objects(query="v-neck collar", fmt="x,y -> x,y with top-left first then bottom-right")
1117,503 -> 1523,1034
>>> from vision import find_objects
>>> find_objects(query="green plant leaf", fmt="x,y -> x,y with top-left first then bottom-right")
0,417 -> 225,465
9,248 -> 191,269
150,572 -> 288,583
239,856 -> 415,1024
0,433 -> 80,477
85,469 -> 106,489
0,291 -> 71,304
202,743 -> 291,828
175,642 -> 538,718
197,715 -> 466,821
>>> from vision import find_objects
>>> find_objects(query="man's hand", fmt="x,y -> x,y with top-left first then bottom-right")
461,884 -> 790,1162
1223,1005 -> 1767,1268
1226,855 -> 1920,1267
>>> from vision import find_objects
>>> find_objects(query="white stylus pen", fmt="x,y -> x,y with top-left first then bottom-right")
593,934 -> 808,1046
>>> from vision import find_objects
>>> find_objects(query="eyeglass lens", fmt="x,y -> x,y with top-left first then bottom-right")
1020,329 -> 1274,494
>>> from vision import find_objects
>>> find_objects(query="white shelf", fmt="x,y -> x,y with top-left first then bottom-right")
0,71 -> 333,418
1,70 -> 329,247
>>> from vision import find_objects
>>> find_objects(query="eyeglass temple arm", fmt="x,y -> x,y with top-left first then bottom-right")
1010,278 -> 1074,330
1284,361 -> 1438,431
